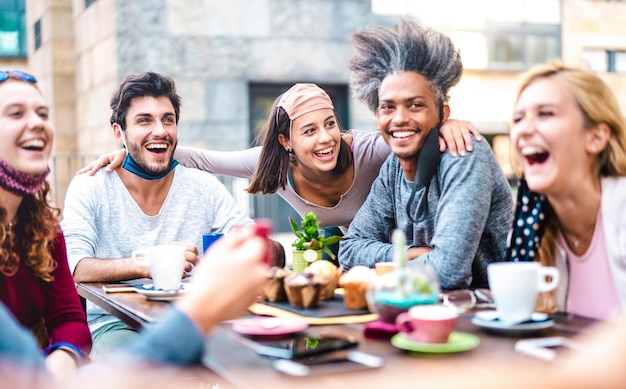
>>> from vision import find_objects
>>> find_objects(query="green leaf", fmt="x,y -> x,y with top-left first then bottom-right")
321,236 -> 343,245
289,218 -> 299,234
322,246 -> 336,260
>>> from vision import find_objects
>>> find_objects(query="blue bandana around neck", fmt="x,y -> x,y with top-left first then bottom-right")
121,153 -> 179,180
507,178 -> 546,262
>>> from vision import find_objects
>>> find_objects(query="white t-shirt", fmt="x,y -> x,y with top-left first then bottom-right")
61,165 -> 252,331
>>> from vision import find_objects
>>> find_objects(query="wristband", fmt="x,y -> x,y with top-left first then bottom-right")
43,342 -> 86,366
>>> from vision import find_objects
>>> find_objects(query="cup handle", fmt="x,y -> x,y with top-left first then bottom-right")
132,249 -> 149,267
537,266 -> 560,292
395,312 -> 414,334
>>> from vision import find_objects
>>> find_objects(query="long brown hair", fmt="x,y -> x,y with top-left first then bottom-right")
1,181 -> 59,281
513,63 -> 626,311
246,98 -> 353,194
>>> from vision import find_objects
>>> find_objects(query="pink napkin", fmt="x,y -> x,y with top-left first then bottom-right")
363,319 -> 399,340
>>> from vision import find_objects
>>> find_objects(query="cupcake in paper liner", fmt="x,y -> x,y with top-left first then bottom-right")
304,260 -> 341,300
339,266 -> 376,310
284,272 -> 322,309
261,266 -> 291,303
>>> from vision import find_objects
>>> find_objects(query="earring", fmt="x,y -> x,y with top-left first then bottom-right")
286,148 -> 292,154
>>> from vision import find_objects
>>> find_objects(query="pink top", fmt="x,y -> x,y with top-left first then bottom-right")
560,212 -> 620,320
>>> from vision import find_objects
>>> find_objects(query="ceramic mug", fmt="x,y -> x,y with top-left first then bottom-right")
132,244 -> 187,291
487,262 -> 559,324
395,304 -> 458,343
202,232 -> 224,254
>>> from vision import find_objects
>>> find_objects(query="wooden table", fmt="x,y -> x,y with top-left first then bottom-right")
77,282 -> 595,388
76,281 -> 170,329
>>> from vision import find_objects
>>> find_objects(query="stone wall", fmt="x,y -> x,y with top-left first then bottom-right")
111,0 -> 390,152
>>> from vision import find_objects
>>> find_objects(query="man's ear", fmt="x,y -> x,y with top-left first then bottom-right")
586,122 -> 611,155
112,123 -> 126,147
442,104 -> 450,123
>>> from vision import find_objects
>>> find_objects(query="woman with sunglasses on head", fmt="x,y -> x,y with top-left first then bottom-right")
509,63 -> 626,320
0,70 -> 91,377
81,84 -> 480,257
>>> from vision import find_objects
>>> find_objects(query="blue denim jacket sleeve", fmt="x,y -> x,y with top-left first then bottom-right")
121,307 -> 205,365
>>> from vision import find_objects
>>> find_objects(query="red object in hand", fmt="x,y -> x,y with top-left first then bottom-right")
253,218 -> 274,266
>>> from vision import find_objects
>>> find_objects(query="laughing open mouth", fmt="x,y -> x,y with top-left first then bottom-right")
389,129 -> 421,139
19,139 -> 45,151
314,146 -> 334,157
521,146 -> 549,165
146,143 -> 168,154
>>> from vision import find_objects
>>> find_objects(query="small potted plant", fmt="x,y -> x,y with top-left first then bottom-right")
289,212 -> 343,272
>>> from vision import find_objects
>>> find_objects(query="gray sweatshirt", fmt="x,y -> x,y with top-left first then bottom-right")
339,138 -> 513,289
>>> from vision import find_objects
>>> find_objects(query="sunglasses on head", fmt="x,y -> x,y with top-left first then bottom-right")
0,70 -> 38,83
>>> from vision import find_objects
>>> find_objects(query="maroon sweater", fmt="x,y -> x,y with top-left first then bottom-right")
0,230 -> 92,353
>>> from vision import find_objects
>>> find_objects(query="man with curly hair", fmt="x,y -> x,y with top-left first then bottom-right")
339,19 -> 513,289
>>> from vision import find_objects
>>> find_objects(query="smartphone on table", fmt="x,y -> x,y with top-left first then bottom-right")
251,333 -> 358,359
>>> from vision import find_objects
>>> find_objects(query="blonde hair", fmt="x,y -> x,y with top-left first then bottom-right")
513,62 -> 626,311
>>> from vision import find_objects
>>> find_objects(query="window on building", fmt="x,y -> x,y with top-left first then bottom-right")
85,0 -> 97,9
33,19 -> 41,50
583,50 -> 626,73
0,0 -> 26,58
371,0 -> 561,71
453,22 -> 561,71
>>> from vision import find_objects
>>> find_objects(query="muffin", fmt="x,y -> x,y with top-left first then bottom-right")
284,272 -> 321,309
339,266 -> 376,310
304,260 -> 341,300
261,266 -> 290,302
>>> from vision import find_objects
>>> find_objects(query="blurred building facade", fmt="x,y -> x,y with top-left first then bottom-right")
2,0 -> 626,230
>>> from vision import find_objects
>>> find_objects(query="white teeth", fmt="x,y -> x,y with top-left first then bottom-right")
521,146 -> 546,156
314,147 -> 333,155
146,144 -> 167,151
391,131 -> 415,138
19,139 -> 45,149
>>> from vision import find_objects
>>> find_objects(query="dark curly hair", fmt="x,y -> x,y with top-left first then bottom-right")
348,18 -> 463,112
1,181 -> 59,281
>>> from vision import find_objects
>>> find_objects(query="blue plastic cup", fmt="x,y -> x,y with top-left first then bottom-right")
202,232 -> 224,254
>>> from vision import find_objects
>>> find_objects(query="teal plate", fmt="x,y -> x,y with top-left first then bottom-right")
391,332 -> 480,354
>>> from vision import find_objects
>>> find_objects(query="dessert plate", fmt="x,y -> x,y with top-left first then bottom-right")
391,332 -> 479,354
232,317 -> 309,337
133,283 -> 191,301
471,310 -> 554,334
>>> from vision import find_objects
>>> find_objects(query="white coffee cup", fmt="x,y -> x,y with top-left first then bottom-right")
487,262 -> 559,324
132,244 -> 187,291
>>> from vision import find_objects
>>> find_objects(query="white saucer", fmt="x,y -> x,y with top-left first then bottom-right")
471,310 -> 554,334
133,283 -> 191,301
